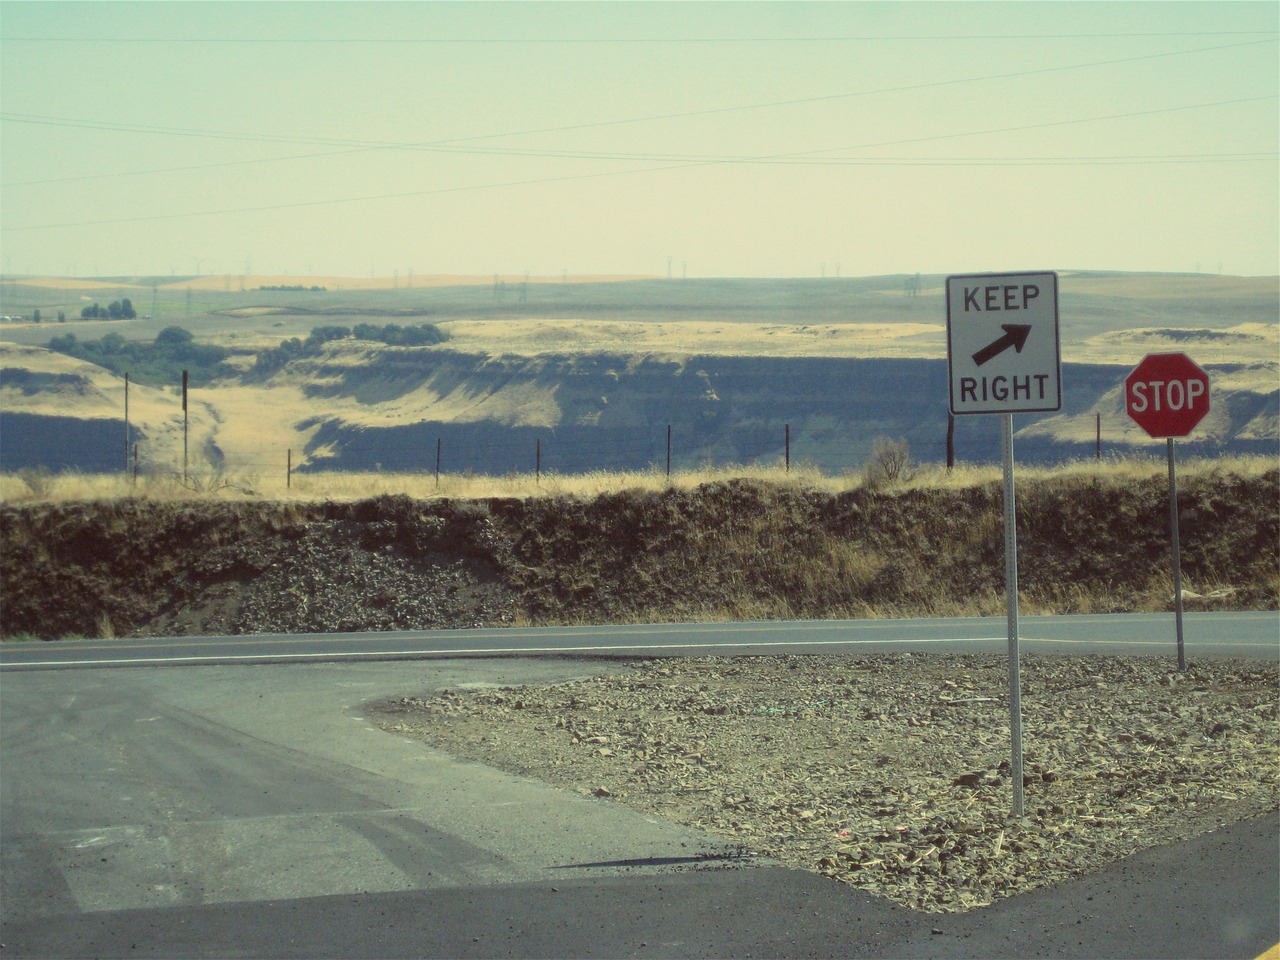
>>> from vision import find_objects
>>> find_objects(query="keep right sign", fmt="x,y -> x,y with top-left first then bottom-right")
1125,352 -> 1210,438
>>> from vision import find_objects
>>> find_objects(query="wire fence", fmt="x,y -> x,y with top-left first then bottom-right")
1,411 -> 1267,491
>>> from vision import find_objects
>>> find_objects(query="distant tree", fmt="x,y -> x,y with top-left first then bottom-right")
249,322 -> 446,379
78,301 -> 132,320
350,322 -> 446,346
304,325 -> 351,349
32,309 -> 41,323
48,332 -> 77,353
154,326 -> 194,349
395,323 -> 446,346
57,310 -> 66,323
47,325 -> 232,386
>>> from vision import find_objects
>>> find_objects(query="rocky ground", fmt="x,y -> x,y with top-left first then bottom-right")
141,517 -> 514,636
372,653 -> 1280,914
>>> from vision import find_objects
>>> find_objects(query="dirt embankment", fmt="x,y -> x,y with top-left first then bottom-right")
0,470 -> 1276,640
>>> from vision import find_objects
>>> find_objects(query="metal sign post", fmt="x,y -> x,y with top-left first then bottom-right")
1167,438 -> 1186,671
947,271 -> 1060,820
1002,414 -> 1024,817
1124,352 -> 1209,673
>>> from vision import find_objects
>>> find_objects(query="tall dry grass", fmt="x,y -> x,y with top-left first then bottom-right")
1,454 -> 1275,506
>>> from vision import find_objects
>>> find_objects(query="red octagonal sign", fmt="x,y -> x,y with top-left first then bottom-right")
1125,352 -> 1210,438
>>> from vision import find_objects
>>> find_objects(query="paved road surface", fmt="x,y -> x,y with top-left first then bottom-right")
2,611 -> 1276,669
2,618 -> 1277,958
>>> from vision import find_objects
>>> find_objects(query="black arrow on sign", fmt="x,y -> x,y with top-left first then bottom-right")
972,324 -> 1032,367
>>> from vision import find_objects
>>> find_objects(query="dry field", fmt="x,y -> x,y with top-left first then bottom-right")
437,318 -> 950,359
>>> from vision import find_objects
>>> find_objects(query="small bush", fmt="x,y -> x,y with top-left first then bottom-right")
865,437 -> 912,488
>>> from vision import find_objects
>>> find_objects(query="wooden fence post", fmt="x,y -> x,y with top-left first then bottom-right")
124,372 -> 130,475
181,369 -> 189,482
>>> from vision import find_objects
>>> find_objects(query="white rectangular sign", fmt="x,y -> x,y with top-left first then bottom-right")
946,271 -> 1061,415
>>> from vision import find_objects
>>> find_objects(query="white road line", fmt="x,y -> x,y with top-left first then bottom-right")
5,633 -> 1271,669
0,618 -> 940,653
0,635 -> 1004,667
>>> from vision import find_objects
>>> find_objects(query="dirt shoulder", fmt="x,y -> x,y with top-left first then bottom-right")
372,653 -> 1279,914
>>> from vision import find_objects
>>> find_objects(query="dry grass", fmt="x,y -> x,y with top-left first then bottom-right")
438,318 -> 949,359
3,454 -> 1274,506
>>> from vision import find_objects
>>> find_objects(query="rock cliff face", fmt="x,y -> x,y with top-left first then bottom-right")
1,346 -> 1275,476
293,351 -> 1274,475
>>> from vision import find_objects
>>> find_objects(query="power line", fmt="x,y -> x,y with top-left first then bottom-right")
1,146 -> 377,187
800,96 -> 1280,160
4,129 -> 1273,187
225,142 -> 1276,167
5,95 -> 1275,233
2,37 -> 1274,188
3,31 -> 1277,43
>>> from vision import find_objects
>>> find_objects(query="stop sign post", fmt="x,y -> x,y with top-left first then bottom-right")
1125,353 -> 1211,671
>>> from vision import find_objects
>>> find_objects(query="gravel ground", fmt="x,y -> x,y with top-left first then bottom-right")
138,517 -> 514,636
372,653 -> 1279,913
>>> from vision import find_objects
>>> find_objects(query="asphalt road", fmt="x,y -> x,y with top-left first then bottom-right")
2,615 -> 1277,959
2,611 -> 1277,669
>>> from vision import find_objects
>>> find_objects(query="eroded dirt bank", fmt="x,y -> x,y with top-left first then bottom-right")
1,469 -> 1276,640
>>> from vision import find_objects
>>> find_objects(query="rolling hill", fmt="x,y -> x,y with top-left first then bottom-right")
1,272 -> 1275,477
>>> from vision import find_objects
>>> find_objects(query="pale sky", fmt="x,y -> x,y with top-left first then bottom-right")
1,1 -> 1277,279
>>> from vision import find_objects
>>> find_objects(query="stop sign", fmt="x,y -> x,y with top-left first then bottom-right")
1125,353 -> 1210,438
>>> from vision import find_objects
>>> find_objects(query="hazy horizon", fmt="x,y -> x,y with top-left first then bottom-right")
4,268 -> 1280,285
2,1 -> 1276,280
